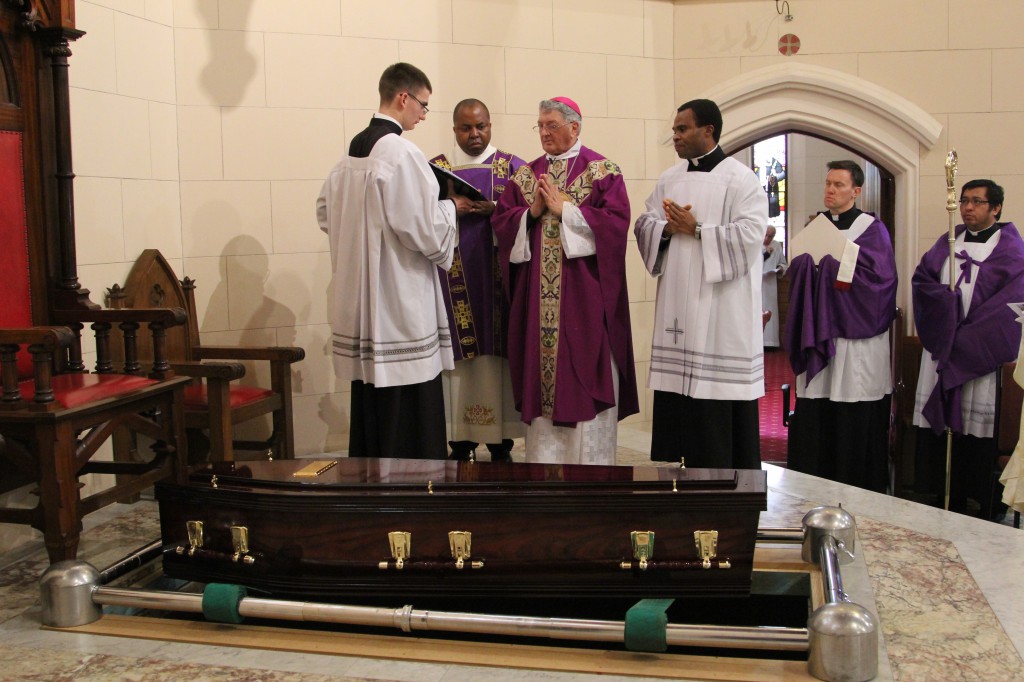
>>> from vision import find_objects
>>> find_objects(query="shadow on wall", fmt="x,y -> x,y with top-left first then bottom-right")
195,0 -> 258,107
201,235 -> 302,445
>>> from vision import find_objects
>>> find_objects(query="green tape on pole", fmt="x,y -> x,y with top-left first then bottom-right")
624,598 -> 675,652
202,583 -> 248,624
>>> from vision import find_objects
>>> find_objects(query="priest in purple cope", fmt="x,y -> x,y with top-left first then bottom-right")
429,99 -> 527,462
912,179 -> 1024,517
491,97 -> 638,465
784,160 -> 898,493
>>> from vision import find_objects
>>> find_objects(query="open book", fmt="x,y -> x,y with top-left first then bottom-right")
429,162 -> 486,202
791,213 -> 852,263
790,213 -> 860,288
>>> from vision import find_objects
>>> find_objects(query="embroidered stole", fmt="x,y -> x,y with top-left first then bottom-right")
431,151 -> 514,360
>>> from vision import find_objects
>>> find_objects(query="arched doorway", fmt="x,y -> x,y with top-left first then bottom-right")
703,62 -> 943,314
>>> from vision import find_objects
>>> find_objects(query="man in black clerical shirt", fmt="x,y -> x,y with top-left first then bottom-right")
786,160 -> 898,493
317,62 -> 472,459
912,179 -> 1024,517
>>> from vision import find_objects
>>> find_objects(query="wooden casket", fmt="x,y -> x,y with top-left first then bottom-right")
156,458 -> 767,600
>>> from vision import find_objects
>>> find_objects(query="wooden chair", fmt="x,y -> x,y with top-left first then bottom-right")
0,316 -> 192,563
108,250 -> 305,462
893,335 -> 924,497
0,2 -> 191,563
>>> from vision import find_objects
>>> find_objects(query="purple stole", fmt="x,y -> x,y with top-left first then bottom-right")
912,222 -> 1024,433
492,146 -> 639,426
783,215 -> 898,381
430,150 -> 519,361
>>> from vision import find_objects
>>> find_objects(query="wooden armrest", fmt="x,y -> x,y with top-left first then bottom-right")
194,345 -> 305,363
1,327 -> 77,409
0,326 -> 75,350
53,307 -> 188,327
170,361 -> 247,381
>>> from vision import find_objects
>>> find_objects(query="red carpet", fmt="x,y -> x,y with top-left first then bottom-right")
759,349 -> 794,464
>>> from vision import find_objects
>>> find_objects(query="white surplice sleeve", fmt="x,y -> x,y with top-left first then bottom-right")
560,203 -> 597,258
380,138 -> 458,271
509,212 -> 532,263
634,179 -> 669,275
316,182 -> 329,233
698,171 -> 767,284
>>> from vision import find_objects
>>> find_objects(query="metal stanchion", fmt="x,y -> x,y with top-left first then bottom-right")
802,506 -> 878,682
39,512 -> 875,680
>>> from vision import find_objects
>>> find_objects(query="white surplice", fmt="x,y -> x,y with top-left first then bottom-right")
913,230 -> 1002,437
761,240 -> 787,346
317,133 -> 458,388
1000,334 -> 1024,513
635,157 -> 768,401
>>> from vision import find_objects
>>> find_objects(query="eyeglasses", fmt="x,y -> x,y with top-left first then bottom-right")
532,121 -> 572,133
959,198 -> 990,206
404,92 -> 429,114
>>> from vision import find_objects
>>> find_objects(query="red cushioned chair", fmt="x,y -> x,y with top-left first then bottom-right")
108,250 -> 304,462
0,2 -> 191,563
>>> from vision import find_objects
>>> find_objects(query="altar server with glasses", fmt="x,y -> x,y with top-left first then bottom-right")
318,62 -> 473,459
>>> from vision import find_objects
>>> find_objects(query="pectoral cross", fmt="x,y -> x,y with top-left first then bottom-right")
666,318 -> 684,344
454,300 -> 473,329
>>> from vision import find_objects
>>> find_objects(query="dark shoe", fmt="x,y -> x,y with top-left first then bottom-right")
486,439 -> 514,462
449,440 -> 477,461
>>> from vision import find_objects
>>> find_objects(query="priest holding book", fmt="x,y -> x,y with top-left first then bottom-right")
784,160 -> 898,493
429,99 -> 527,462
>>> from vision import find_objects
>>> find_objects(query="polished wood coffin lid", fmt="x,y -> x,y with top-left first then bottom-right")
157,458 -> 767,600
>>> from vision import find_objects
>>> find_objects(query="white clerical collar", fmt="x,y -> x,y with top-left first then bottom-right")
967,222 -> 997,237
547,139 -> 583,162
373,112 -> 401,127
689,145 -> 720,167
453,143 -> 496,167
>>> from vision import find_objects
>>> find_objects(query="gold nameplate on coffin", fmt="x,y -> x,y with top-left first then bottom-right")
293,460 -> 338,478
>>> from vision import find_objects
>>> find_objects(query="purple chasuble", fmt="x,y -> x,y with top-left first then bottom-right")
912,222 -> 1024,433
783,214 -> 897,380
430,151 -> 526,361
491,146 -> 639,426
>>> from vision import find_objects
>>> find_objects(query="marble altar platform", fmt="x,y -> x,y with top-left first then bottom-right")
0,425 -> 1022,681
